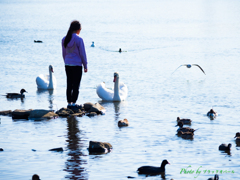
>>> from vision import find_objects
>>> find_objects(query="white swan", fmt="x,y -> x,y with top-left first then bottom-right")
96,72 -> 128,101
36,65 -> 57,90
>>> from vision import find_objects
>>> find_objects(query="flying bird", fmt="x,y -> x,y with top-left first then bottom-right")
172,64 -> 206,75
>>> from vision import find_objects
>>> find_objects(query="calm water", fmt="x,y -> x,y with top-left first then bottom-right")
1,0 -> 240,179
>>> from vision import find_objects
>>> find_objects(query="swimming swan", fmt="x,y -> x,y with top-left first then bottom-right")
96,72 -> 128,101
36,65 -> 57,90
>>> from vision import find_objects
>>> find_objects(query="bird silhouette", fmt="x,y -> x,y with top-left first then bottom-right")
172,64 -> 206,75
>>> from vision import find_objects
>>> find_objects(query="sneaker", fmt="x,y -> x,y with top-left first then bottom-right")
70,104 -> 83,110
67,104 -> 72,109
71,104 -> 83,113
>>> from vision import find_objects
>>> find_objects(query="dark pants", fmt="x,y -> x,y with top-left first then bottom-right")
65,65 -> 83,103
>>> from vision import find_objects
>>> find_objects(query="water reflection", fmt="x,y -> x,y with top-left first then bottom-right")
138,172 -> 166,179
36,89 -> 54,110
64,116 -> 88,180
236,141 -> 240,147
113,102 -> 121,121
220,150 -> 231,156
99,101 -> 126,121
6,97 -> 25,104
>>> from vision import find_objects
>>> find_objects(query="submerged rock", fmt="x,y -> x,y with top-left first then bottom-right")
28,109 -> 58,120
12,109 -> 33,119
88,141 -> 112,154
118,119 -> 129,127
0,110 -> 12,116
49,147 -> 64,152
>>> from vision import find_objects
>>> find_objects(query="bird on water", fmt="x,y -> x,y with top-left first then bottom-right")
4,89 -> 27,98
137,159 -> 170,175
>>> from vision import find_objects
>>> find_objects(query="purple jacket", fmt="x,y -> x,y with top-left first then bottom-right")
62,33 -> 88,69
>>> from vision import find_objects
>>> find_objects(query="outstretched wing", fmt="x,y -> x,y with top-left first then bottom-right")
192,64 -> 206,75
171,65 -> 184,75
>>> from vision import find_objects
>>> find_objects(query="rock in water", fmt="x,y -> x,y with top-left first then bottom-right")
0,110 -> 12,116
84,102 -> 106,114
12,109 -> 33,119
28,109 -> 58,120
88,141 -> 112,154
55,108 -> 74,117
118,119 -> 129,127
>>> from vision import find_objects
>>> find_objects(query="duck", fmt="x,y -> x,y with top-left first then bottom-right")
234,132 -> 240,138
177,131 -> 194,139
36,65 -> 57,90
218,143 -> 231,151
177,117 -> 192,125
172,64 -> 206,75
208,174 -> 219,180
234,132 -> 240,144
207,109 -> 217,119
96,72 -> 128,101
137,159 -> 170,175
4,89 -> 27,98
176,121 -> 196,133
91,41 -> 95,47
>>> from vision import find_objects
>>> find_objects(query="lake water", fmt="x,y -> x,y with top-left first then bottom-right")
0,0 -> 240,179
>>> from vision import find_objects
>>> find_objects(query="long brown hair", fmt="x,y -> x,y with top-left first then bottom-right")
64,20 -> 81,48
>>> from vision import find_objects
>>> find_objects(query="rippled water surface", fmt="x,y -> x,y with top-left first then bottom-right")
1,0 -> 240,179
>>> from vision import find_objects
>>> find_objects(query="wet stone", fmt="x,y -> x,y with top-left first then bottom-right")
0,110 -> 12,116
55,108 -> 74,117
88,141 -> 112,154
71,108 -> 83,114
118,119 -> 129,127
12,109 -> 33,119
83,102 -> 94,111
71,112 -> 84,117
28,109 -> 58,120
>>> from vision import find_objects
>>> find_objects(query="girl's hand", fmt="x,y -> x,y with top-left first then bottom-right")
84,69 -> 88,73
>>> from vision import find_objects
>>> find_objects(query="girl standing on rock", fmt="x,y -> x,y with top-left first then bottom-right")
62,20 -> 88,109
